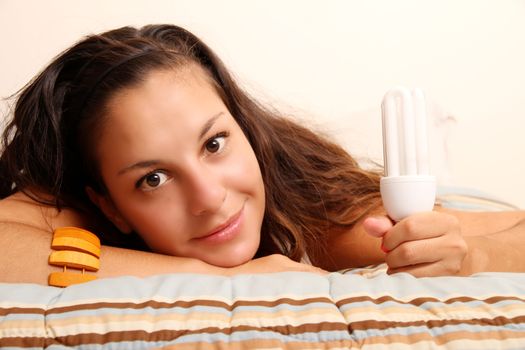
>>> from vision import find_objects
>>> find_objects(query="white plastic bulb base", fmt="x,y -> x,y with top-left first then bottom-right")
380,175 -> 436,222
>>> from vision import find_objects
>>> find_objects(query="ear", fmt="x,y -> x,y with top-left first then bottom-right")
86,186 -> 133,234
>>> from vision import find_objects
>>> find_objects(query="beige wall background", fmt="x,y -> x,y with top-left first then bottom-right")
1,0 -> 524,208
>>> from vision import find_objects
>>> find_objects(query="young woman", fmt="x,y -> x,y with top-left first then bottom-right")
1,24 -> 524,285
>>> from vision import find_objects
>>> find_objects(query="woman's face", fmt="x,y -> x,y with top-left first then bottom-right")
91,67 -> 265,267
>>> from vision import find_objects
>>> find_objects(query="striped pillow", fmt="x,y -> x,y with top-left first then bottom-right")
1,266 -> 525,349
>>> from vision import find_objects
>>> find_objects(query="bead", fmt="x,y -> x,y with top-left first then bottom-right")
48,271 -> 97,288
51,236 -> 101,258
49,227 -> 101,287
49,250 -> 100,271
53,227 -> 100,247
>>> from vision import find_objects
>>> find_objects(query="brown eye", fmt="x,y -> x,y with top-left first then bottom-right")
205,133 -> 227,153
136,171 -> 169,191
146,173 -> 161,187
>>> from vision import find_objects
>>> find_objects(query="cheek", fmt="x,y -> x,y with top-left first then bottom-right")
228,146 -> 265,195
129,195 -> 182,224
115,194 -> 190,253
107,184 -> 185,235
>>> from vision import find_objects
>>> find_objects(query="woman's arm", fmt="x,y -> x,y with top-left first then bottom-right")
0,221 -> 325,285
324,206 -> 525,276
442,208 -> 525,238
0,221 -> 213,284
445,208 -> 525,273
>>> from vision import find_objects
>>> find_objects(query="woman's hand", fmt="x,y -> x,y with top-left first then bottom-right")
363,211 -> 468,277
222,254 -> 328,276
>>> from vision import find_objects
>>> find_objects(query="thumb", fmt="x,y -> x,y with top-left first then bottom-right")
362,216 -> 393,238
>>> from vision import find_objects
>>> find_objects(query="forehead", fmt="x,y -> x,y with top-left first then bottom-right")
93,65 -> 230,164
102,65 -> 221,127
107,64 -> 215,108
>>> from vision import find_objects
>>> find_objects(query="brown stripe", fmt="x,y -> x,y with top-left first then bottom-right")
4,323 -> 525,348
10,294 -> 521,316
336,295 -> 525,308
8,329 -> 525,350
46,296 -> 333,315
0,337 -> 52,348
3,322 -> 347,347
348,315 -> 525,331
0,307 -> 45,316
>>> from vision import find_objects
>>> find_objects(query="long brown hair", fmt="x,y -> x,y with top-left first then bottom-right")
0,24 -> 381,262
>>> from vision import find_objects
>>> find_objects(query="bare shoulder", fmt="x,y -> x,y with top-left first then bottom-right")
0,191 -> 90,231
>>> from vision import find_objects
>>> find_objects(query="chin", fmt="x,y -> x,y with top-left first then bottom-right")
204,243 -> 259,268
208,251 -> 255,268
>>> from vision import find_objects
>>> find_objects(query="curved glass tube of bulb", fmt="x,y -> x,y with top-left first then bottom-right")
380,87 -> 436,221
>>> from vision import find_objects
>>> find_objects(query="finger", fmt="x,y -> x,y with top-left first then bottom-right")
384,234 -> 466,272
387,260 -> 460,277
382,211 -> 459,252
387,262 -> 434,277
384,236 -> 442,269
362,216 -> 394,238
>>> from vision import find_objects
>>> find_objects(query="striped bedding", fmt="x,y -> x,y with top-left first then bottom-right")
1,265 -> 525,349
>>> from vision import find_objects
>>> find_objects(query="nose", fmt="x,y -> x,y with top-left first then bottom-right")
184,164 -> 226,216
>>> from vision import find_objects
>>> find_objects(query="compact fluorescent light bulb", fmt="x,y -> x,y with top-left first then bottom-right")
380,87 -> 436,221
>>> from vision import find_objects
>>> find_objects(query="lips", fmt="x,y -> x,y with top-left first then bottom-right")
194,208 -> 243,244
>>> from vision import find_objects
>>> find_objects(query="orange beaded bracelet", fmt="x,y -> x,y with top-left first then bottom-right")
48,227 -> 101,287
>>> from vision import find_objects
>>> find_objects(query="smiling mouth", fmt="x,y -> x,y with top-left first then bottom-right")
194,208 -> 244,243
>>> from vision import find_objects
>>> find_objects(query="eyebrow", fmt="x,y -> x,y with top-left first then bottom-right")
117,160 -> 162,175
117,112 -> 225,176
198,112 -> 223,140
